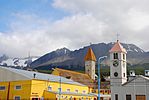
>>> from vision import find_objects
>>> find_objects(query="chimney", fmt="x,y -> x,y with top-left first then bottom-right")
33,73 -> 36,78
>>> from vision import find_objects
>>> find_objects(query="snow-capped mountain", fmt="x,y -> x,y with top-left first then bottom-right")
0,56 -> 38,68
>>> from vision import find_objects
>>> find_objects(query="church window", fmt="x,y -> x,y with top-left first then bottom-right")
115,94 -> 118,100
126,94 -> 131,100
123,73 -> 125,77
113,53 -> 118,59
123,54 -> 125,60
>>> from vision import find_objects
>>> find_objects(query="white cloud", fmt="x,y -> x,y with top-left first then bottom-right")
1,0 -> 149,57
125,9 -> 149,31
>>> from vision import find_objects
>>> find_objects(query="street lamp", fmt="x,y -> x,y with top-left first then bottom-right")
98,56 -> 107,100
59,73 -> 62,100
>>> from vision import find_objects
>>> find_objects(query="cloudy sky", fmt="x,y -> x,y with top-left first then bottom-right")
0,0 -> 149,57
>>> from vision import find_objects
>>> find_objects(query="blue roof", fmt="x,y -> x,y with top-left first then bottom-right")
1,67 -> 85,86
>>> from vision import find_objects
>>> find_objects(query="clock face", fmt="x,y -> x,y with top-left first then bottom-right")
114,72 -> 118,77
113,60 -> 119,67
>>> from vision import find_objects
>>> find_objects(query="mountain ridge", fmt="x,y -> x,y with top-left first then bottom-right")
31,42 -> 149,69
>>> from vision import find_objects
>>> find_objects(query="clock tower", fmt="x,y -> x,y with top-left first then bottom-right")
109,40 -> 127,86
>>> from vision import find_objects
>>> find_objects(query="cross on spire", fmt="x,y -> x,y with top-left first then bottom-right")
90,42 -> 92,46
116,33 -> 120,41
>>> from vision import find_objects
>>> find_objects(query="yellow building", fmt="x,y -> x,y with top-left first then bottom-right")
0,67 -> 97,100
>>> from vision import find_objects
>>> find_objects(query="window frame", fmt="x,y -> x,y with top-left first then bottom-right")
14,96 -> 21,100
0,86 -> 6,91
115,94 -> 118,100
113,53 -> 118,59
15,85 -> 22,90
126,94 -> 131,100
48,86 -> 52,91
82,90 -> 86,94
66,89 -> 70,92
75,89 -> 78,93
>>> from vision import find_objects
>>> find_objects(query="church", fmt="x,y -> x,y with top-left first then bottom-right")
110,40 -> 149,100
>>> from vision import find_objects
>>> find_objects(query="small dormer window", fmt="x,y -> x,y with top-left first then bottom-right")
113,53 -> 118,59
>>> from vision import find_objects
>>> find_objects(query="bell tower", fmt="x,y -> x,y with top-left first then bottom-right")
109,40 -> 127,86
84,48 -> 96,80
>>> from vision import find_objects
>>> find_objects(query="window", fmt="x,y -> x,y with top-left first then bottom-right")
75,90 -> 78,93
114,53 -> 118,59
58,88 -> 61,92
136,95 -> 146,100
0,86 -> 5,90
32,98 -> 39,100
15,85 -> 21,90
115,94 -> 118,100
123,73 -> 125,77
67,89 -> 70,92
83,90 -> 86,94
123,54 -> 125,60
14,96 -> 21,100
126,94 -> 131,100
48,86 -> 52,91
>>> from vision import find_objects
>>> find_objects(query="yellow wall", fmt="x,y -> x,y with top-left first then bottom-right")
43,90 -> 56,100
31,79 -> 89,97
31,79 -> 47,98
0,82 -> 9,100
9,80 -> 31,100
0,79 -> 96,100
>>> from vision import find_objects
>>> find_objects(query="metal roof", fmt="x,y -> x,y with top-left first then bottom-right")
122,75 -> 149,86
0,66 -> 85,86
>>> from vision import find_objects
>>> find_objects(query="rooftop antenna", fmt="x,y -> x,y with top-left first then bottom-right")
89,42 -> 92,47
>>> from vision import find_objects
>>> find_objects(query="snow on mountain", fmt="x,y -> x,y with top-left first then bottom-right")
0,57 -> 38,68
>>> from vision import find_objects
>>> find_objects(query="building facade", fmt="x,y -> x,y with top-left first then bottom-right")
0,67 -> 97,100
110,40 -> 149,100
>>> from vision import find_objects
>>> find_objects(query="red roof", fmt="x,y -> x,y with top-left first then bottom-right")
109,40 -> 126,53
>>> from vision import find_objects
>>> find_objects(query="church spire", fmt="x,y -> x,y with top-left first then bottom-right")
84,48 -> 97,61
